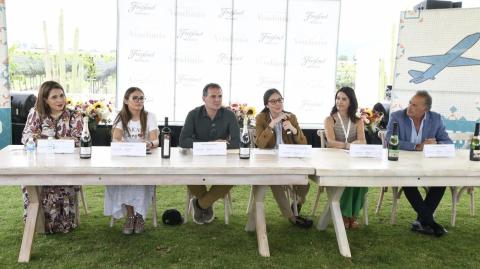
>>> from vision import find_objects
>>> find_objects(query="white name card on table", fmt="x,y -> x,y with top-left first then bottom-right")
349,144 -> 383,158
111,142 -> 146,157
193,142 -> 227,156
37,139 -> 75,154
423,144 -> 455,158
278,144 -> 312,158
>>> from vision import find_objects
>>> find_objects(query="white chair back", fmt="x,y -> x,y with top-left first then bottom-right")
317,129 -> 327,148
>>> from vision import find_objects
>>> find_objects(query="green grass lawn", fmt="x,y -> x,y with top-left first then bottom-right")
0,185 -> 479,269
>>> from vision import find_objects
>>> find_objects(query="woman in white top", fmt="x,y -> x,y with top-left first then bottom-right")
104,87 -> 159,235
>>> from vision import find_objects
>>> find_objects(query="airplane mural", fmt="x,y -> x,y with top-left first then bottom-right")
408,32 -> 480,84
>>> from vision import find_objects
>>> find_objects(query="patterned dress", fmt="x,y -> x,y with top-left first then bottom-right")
22,108 -> 83,233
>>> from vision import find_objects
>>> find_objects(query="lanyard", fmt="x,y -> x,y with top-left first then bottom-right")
337,113 -> 351,143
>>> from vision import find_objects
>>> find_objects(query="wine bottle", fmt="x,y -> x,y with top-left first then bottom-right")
470,122 -> 480,161
80,116 -> 92,159
239,117 -> 251,159
388,122 -> 399,161
161,117 -> 171,158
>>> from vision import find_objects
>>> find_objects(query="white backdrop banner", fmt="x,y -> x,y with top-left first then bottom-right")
118,0 -> 341,124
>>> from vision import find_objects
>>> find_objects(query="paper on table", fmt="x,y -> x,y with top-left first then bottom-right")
193,142 -> 227,156
111,142 -> 147,157
278,144 -> 312,158
349,144 -> 383,158
37,139 -> 75,154
423,144 -> 455,158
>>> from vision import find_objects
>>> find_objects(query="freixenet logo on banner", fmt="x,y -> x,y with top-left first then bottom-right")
176,74 -> 202,87
128,1 -> 157,15
218,8 -> 245,20
301,56 -> 326,68
177,29 -> 204,42
304,12 -> 329,24
217,53 -> 243,65
259,33 -> 284,45
128,50 -> 155,62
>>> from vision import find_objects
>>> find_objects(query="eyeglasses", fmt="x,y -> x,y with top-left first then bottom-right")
131,96 -> 146,102
268,98 -> 284,105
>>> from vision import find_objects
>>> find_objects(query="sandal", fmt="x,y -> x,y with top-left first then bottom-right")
123,216 -> 135,235
349,217 -> 360,229
134,214 -> 145,234
291,216 -> 313,229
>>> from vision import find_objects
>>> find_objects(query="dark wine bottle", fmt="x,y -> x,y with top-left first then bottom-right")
388,122 -> 399,161
80,116 -> 92,159
470,122 -> 480,161
239,117 -> 251,159
161,117 -> 171,158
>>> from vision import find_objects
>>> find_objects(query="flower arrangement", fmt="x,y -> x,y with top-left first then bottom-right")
358,107 -> 384,133
66,97 -> 113,125
229,103 -> 256,127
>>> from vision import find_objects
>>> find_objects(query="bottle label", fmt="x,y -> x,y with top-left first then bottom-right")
240,147 -> 250,156
80,147 -> 91,155
473,149 -> 480,159
388,149 -> 399,158
163,138 -> 170,153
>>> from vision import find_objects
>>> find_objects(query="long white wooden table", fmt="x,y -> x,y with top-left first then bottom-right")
307,148 -> 480,258
0,146 -> 312,262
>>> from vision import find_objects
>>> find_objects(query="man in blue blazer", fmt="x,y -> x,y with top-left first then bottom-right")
386,90 -> 452,237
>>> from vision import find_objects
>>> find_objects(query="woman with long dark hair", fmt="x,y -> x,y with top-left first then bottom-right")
104,87 -> 159,235
255,88 -> 312,228
324,87 -> 367,229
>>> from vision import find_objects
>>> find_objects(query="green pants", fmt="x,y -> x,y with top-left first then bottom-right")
340,187 -> 368,217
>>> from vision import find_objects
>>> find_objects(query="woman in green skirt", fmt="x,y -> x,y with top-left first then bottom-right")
323,87 -> 368,229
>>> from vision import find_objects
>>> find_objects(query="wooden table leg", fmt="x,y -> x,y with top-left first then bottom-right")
254,185 -> 269,257
244,185 -> 270,257
317,187 -> 351,258
245,186 -> 256,232
18,186 -> 44,263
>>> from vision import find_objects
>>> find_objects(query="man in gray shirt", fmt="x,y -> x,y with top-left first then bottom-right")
179,83 -> 239,224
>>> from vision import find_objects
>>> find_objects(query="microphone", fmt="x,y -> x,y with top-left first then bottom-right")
281,119 -> 292,135
282,118 -> 296,144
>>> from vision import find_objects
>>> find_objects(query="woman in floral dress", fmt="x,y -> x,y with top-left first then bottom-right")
21,81 -> 83,233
